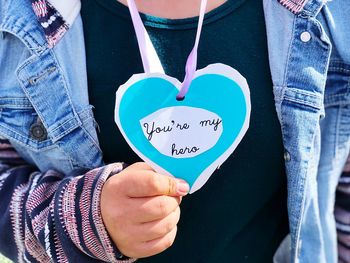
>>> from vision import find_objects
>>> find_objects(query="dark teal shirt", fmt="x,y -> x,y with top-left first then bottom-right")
81,0 -> 289,262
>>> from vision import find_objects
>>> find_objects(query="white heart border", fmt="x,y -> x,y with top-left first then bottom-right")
115,63 -> 251,193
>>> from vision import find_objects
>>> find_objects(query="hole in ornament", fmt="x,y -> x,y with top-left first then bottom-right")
176,96 -> 185,101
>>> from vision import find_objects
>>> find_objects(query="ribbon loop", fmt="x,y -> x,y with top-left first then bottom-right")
126,0 -> 164,74
126,0 -> 208,98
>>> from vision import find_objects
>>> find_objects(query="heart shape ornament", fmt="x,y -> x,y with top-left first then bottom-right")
115,63 -> 250,193
115,0 -> 251,193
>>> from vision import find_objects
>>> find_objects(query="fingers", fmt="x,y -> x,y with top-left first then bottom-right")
132,227 -> 178,258
121,169 -> 189,197
107,196 -> 181,258
129,195 -> 181,223
101,162 -> 186,258
135,207 -> 181,242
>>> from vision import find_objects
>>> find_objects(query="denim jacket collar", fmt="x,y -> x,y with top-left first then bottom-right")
0,0 -> 47,55
0,0 -> 322,50
279,0 -> 326,16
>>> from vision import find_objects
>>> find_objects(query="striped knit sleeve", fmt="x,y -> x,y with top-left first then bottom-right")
0,139 -> 135,263
336,157 -> 350,263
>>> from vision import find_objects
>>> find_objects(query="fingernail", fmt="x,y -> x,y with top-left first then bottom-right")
177,180 -> 190,195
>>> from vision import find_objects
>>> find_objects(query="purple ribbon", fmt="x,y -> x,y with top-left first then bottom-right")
126,0 -> 208,99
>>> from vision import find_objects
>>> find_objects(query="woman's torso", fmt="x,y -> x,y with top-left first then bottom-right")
81,0 -> 288,261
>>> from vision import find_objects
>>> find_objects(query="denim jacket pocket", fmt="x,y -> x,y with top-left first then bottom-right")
0,97 -> 74,173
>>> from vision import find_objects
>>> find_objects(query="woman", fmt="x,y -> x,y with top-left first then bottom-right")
0,0 -> 349,262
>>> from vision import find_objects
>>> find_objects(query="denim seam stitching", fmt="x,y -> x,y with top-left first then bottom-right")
283,97 -> 321,109
79,122 -> 103,155
294,120 -> 319,260
16,50 -> 81,133
76,107 -> 102,153
328,68 -> 350,74
0,19 -> 47,55
0,104 -> 33,109
49,49 -> 82,127
49,50 -> 102,153
16,56 -> 51,130
293,12 -> 332,258
49,118 -> 80,142
334,106 -> 342,159
283,87 -> 323,109
287,14 -> 322,261
282,16 -> 297,87
324,93 -> 350,107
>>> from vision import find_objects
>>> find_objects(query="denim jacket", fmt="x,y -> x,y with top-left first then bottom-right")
0,0 -> 349,262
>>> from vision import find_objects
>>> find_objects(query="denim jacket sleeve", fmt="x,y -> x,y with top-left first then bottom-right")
0,139 -> 134,263
0,1 -> 136,261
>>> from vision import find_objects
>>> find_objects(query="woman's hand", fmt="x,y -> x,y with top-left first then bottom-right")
101,162 -> 189,258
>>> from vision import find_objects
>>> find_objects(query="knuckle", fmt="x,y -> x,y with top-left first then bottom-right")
158,197 -> 169,217
148,173 -> 161,192
174,207 -> 181,223
132,162 -> 146,170
164,219 -> 174,234
169,177 -> 177,194
127,162 -> 140,170
164,233 -> 176,249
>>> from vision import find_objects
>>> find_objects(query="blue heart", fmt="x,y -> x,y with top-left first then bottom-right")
115,64 -> 250,193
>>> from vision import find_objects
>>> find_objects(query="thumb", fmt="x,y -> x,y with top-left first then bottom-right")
126,171 -> 190,197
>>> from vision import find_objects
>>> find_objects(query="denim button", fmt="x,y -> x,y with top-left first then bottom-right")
300,32 -> 311,42
284,151 -> 291,162
30,122 -> 47,141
